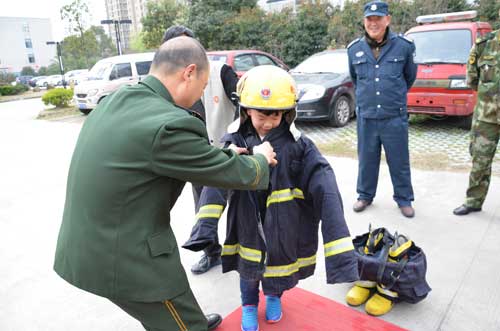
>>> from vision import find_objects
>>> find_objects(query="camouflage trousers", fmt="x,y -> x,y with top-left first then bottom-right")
466,119 -> 500,208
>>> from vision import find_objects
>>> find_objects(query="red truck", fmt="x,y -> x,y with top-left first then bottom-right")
405,11 -> 492,128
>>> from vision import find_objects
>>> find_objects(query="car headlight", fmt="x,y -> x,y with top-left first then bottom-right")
449,79 -> 467,89
86,89 -> 99,97
298,85 -> 326,102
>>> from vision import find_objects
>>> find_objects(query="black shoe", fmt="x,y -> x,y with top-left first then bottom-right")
453,204 -> 481,216
191,254 -> 221,275
206,313 -> 222,330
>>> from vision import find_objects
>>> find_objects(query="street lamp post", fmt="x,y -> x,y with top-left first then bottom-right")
101,19 -> 132,56
46,41 -> 66,88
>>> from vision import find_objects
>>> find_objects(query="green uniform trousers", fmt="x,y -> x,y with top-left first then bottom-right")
110,288 -> 208,331
466,119 -> 500,208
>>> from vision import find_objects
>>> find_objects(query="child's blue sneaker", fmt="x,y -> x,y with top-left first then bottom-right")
265,295 -> 283,323
241,305 -> 259,331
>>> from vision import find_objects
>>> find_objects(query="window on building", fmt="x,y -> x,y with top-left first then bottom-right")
25,39 -> 33,49
22,23 -> 30,33
28,54 -> 35,63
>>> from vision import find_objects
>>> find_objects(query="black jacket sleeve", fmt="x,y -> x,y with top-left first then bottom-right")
220,64 -> 239,106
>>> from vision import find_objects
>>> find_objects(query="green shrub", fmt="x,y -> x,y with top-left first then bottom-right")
42,88 -> 74,108
16,84 -> 29,93
0,84 -> 27,96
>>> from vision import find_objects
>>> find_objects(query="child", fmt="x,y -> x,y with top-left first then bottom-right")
183,65 -> 359,331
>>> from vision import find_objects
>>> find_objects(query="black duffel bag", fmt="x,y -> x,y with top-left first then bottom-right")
353,227 -> 431,304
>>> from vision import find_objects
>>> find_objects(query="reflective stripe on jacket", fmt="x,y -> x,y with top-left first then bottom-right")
183,122 -> 359,294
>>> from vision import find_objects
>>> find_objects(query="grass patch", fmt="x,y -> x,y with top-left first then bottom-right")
37,106 -> 81,120
411,152 -> 451,171
317,140 -> 357,158
409,114 -> 432,124
318,141 -> 472,173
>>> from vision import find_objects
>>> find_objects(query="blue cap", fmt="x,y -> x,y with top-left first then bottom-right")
364,1 -> 389,17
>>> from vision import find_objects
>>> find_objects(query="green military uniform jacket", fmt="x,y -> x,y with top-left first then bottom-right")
54,76 -> 269,302
467,30 -> 500,124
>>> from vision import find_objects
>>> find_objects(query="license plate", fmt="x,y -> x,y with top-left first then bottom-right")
78,103 -> 87,109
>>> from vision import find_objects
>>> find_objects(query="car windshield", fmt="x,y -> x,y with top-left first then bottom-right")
406,29 -> 472,64
207,54 -> 228,64
87,61 -> 113,80
291,52 -> 349,74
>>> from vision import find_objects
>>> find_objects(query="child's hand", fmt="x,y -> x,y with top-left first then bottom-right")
228,144 -> 249,155
253,142 -> 278,167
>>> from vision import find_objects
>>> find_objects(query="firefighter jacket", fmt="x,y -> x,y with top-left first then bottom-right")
183,119 -> 359,295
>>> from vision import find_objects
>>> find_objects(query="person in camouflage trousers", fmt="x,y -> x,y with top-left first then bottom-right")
454,24 -> 500,216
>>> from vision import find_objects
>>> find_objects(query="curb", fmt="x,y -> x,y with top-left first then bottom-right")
0,93 -> 44,103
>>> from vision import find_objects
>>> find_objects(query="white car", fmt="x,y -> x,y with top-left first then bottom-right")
35,76 -> 51,87
74,52 -> 154,114
52,75 -> 65,86
40,75 -> 64,87
65,69 -> 89,85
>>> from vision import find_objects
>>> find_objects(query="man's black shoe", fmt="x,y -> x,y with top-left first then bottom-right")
191,254 -> 221,274
206,313 -> 222,330
453,204 -> 481,216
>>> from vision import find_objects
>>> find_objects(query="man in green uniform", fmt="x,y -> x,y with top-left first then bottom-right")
53,36 -> 277,331
454,23 -> 500,216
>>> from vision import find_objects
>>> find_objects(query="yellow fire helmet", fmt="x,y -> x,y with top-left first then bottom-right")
237,65 -> 297,111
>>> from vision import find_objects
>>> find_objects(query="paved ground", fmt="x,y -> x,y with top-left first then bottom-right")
1,98 -> 500,331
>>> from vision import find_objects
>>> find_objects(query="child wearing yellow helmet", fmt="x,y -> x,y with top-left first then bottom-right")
183,65 -> 359,331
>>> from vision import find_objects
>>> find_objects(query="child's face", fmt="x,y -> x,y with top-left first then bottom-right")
247,109 -> 283,137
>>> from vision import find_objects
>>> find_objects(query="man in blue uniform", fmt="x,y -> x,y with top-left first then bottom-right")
347,1 -> 417,218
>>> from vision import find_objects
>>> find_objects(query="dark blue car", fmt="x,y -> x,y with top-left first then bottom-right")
292,49 -> 355,127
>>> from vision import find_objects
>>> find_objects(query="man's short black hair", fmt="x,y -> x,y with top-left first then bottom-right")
162,25 -> 195,44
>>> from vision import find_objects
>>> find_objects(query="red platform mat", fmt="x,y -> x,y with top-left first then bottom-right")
216,287 -> 407,331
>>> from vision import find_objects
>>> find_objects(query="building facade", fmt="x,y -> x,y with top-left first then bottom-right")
104,0 -> 133,52
128,0 -> 148,37
104,0 -> 189,53
0,17 -> 54,74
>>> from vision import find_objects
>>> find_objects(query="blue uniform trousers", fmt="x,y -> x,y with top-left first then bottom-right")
356,114 -> 414,206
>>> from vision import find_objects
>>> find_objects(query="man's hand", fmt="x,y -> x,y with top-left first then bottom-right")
253,141 -> 278,167
228,144 -> 249,155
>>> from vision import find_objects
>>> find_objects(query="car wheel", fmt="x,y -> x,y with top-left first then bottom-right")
457,114 -> 472,130
79,108 -> 92,115
328,95 -> 351,127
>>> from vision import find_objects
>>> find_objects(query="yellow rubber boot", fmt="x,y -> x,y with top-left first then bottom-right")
345,284 -> 374,306
365,293 -> 394,316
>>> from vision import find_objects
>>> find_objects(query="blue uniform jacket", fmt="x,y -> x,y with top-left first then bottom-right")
183,120 -> 359,295
348,31 -> 417,119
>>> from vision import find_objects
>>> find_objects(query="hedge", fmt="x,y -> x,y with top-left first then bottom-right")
42,88 -> 74,108
0,84 -> 29,96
